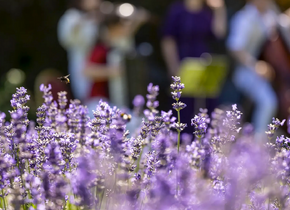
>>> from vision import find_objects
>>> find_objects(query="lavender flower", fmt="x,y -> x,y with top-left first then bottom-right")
2,81 -> 290,210
72,155 -> 97,207
132,95 -> 145,117
172,101 -> 187,111
40,84 -> 53,106
146,83 -> 159,110
10,87 -> 30,109
144,83 -> 159,120
170,76 -> 184,101
36,104 -> 47,126
186,140 -> 205,168
170,77 -> 187,153
143,151 -> 159,180
133,95 -> 145,108
266,118 -> 286,139
191,109 -> 210,139
57,91 -> 67,110
171,122 -> 187,132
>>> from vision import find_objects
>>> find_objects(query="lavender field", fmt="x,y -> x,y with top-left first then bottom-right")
0,76 -> 289,210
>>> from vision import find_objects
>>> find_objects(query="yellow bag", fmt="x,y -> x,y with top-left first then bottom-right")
178,54 -> 228,98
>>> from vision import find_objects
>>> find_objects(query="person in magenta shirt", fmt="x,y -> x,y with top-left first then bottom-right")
161,0 -> 227,134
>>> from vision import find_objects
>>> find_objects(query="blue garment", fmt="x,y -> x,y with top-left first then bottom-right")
227,3 -> 280,133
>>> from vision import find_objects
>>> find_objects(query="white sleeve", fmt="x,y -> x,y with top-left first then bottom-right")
57,9 -> 98,50
107,49 -> 123,66
227,12 -> 250,51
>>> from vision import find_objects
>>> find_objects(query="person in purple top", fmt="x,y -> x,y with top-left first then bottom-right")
161,0 -> 226,134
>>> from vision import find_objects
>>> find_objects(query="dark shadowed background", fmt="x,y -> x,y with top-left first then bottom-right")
0,0 -> 289,119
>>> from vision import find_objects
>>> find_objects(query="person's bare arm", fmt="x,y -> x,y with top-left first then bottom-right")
207,0 -> 227,39
212,7 -> 227,38
123,8 -> 150,37
230,50 -> 257,69
286,8 -> 290,18
83,64 -> 122,82
161,37 -> 180,76
230,50 -> 274,80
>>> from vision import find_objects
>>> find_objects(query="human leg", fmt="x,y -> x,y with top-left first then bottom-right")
233,67 -> 278,134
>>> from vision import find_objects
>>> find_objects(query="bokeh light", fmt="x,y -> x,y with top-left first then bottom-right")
6,68 -> 25,85
117,3 -> 135,17
137,42 -> 153,57
200,53 -> 213,66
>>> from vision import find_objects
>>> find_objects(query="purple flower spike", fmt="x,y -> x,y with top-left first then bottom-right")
172,101 -> 187,111
40,84 -> 53,106
10,87 -> 30,109
191,115 -> 209,139
133,95 -> 145,107
147,83 -> 159,95
172,122 -> 187,132
58,91 -> 68,110
161,110 -> 176,126
4,82 -> 290,209
170,76 -> 184,101
36,104 -> 48,126
266,118 -> 286,139
0,112 -> 6,127
146,83 -> 159,114
133,95 -> 145,117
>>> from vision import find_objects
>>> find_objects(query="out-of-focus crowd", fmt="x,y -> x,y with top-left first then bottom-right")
54,0 -> 290,139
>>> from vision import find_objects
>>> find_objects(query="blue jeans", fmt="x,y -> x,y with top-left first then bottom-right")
233,66 -> 278,133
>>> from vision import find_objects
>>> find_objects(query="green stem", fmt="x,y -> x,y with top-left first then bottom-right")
2,189 -> 6,210
105,197 -> 110,210
177,110 -> 181,153
176,110 -> 181,195
176,168 -> 178,196
16,149 -> 27,210
68,200 -> 72,210
26,160 -> 31,174
99,190 -> 104,209
26,160 -> 33,201
135,145 -> 144,173
63,200 -> 67,210
114,165 -> 118,191
94,186 -> 98,208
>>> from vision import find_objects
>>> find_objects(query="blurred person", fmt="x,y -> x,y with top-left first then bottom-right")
227,0 -> 290,138
161,0 -> 227,134
82,15 -> 121,111
57,0 -> 102,102
106,6 -> 149,109
83,7 -> 149,133
286,7 -> 290,17
84,7 -> 149,109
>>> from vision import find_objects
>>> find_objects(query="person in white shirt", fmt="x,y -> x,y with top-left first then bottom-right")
57,0 -> 101,102
227,0 -> 290,137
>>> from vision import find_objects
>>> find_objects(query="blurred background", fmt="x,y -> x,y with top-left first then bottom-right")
0,0 -> 290,129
